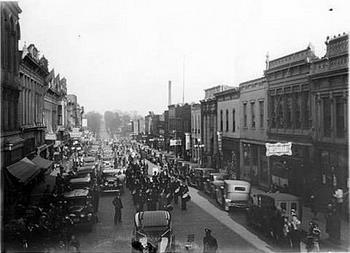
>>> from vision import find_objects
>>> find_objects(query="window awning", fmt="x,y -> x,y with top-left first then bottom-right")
7,157 -> 41,184
32,156 -> 53,170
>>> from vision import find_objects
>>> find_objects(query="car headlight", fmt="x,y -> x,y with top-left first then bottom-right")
87,213 -> 93,217
105,182 -> 108,186
80,214 -> 85,218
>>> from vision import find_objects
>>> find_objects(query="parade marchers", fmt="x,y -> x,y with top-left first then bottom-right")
3,136 -> 333,253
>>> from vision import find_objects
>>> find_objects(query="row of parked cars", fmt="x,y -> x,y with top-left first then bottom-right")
187,168 -> 252,211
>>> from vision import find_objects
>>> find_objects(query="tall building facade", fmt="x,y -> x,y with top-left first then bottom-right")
19,44 -> 49,158
1,2 -> 23,168
191,103 -> 201,163
215,87 -> 240,177
201,85 -> 231,168
309,33 -> 348,203
265,46 -> 317,196
239,77 -> 268,187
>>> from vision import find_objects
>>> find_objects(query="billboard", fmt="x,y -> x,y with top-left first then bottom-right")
185,133 -> 190,150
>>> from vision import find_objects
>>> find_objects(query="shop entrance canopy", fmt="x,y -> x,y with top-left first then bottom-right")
7,157 -> 40,184
32,156 -> 53,170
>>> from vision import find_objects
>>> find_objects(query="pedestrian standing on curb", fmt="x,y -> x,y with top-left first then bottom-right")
309,194 -> 317,219
203,228 -> 218,253
333,188 -> 344,215
112,192 -> 123,224
69,235 -> 80,253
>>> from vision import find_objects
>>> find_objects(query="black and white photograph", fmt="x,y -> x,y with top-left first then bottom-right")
1,0 -> 349,252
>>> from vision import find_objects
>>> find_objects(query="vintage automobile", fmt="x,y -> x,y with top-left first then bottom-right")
63,189 -> 96,231
216,180 -> 251,211
246,191 -> 302,231
100,168 -> 124,193
76,165 -> 96,178
203,172 -> 230,197
83,156 -> 95,167
187,168 -> 215,190
131,211 -> 175,253
69,174 -> 93,190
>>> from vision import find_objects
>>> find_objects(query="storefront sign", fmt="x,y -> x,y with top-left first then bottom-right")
185,133 -> 190,150
82,118 -> 88,127
170,139 -> 181,146
265,142 -> 292,156
217,131 -> 222,152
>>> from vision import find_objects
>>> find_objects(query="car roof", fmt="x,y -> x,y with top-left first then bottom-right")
103,169 -> 119,173
135,211 -> 170,227
70,175 -> 91,183
195,167 -> 215,171
224,180 -> 251,186
64,189 -> 89,198
83,157 -> 95,162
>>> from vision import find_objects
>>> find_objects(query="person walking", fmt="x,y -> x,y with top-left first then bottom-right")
180,182 -> 189,210
112,192 -> 123,224
203,228 -> 218,253
68,235 -> 80,253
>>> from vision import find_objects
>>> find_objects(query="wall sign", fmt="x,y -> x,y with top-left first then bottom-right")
265,142 -> 292,156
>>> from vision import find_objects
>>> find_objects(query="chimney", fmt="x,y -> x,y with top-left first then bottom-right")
168,80 -> 172,106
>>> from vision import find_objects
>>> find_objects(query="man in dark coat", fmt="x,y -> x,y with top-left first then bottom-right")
180,183 -> 189,210
112,192 -> 123,224
203,228 -> 218,253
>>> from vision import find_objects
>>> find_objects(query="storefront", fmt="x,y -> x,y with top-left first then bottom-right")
222,137 -> 240,179
269,144 -> 312,197
240,141 -> 269,188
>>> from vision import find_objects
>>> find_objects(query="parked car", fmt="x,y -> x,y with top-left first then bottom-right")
63,189 -> 97,231
131,211 -> 175,253
83,156 -> 95,167
203,172 -> 229,197
247,192 -> 302,229
76,165 -> 96,178
69,174 -> 93,190
100,168 -> 123,193
187,168 -> 215,190
216,180 -> 251,211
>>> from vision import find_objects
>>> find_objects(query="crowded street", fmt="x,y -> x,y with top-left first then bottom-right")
2,1 -> 349,253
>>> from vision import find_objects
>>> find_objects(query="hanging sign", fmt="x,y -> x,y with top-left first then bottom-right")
185,133 -> 190,150
265,142 -> 292,157
170,139 -> 182,146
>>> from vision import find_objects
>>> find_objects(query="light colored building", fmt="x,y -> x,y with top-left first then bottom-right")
19,43 -> 49,158
215,87 -> 240,177
191,103 -> 201,163
239,77 -> 268,187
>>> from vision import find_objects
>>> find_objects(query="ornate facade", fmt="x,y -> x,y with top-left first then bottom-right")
19,44 -> 49,158
310,33 -> 348,206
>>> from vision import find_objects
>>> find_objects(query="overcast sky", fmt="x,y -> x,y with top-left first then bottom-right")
19,0 -> 349,115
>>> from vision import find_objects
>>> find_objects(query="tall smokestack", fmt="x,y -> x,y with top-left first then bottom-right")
168,80 -> 172,106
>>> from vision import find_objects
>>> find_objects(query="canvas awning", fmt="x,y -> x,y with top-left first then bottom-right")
7,157 -> 41,184
32,156 -> 53,170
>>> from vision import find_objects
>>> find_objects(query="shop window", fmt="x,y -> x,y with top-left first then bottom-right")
323,98 -> 331,137
280,202 -> 287,211
295,94 -> 301,129
336,99 -> 345,138
276,96 -> 284,128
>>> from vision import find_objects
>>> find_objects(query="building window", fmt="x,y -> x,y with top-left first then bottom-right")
220,110 -> 223,131
276,96 -> 283,128
270,96 -> 275,128
226,109 -> 229,132
295,94 -> 301,129
259,101 -> 264,128
243,103 -> 247,127
251,102 -> 255,128
286,95 -> 292,128
336,98 -> 345,138
303,92 -> 310,128
232,109 -> 236,132
323,98 -> 331,137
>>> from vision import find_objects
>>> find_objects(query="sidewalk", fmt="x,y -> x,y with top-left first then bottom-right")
251,186 -> 350,252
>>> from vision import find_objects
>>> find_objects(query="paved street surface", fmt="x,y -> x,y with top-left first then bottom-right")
75,189 -> 265,253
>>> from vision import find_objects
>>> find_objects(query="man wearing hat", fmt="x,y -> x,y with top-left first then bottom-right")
203,228 -> 218,253
112,191 -> 123,224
